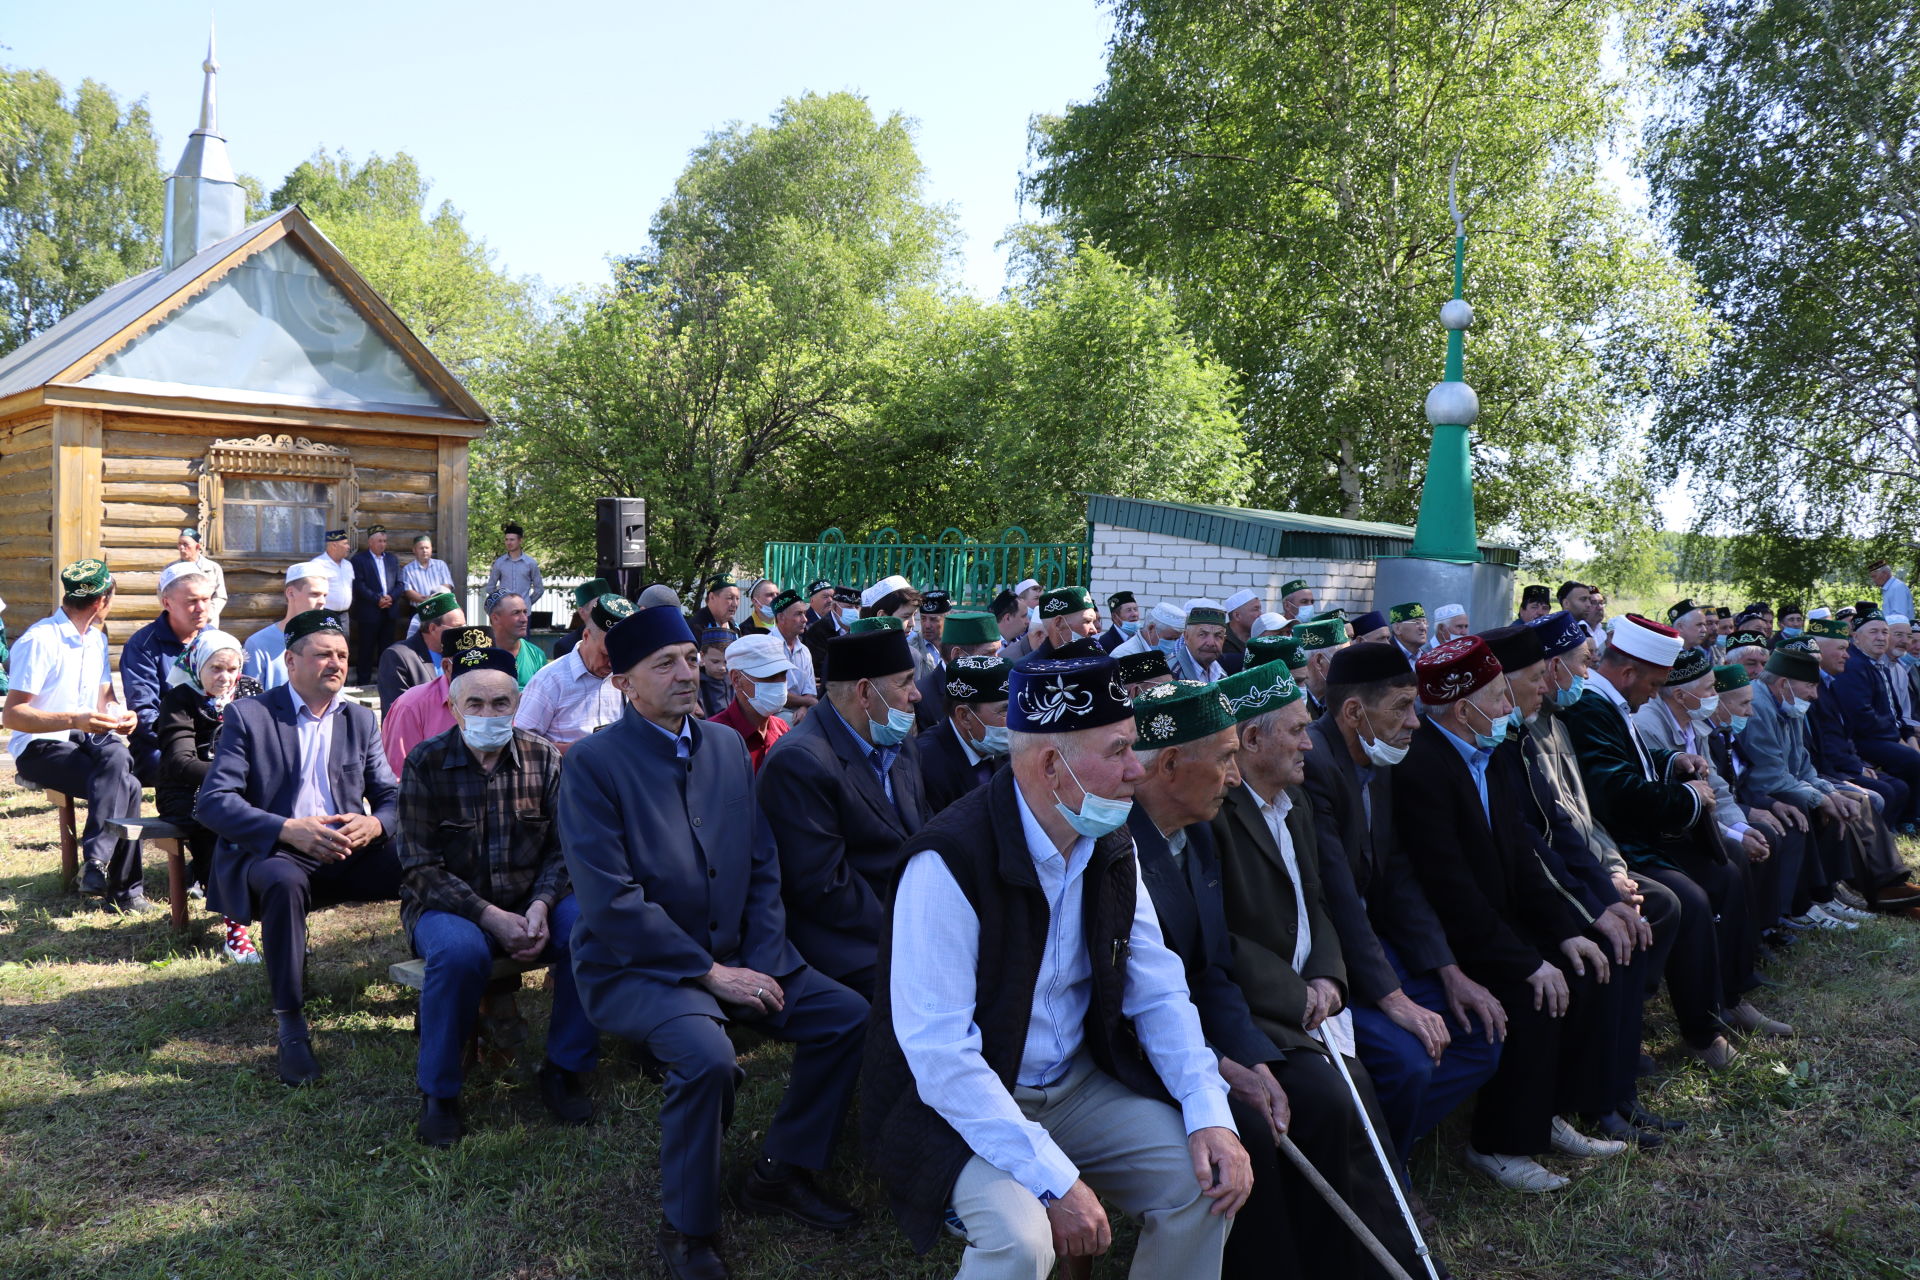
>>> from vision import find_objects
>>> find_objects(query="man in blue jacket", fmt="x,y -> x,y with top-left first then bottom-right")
1832,610 -> 1920,833
557,606 -> 866,1280
198,611 -> 402,1086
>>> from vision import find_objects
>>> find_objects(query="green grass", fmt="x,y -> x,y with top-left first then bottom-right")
3,764 -> 1919,1279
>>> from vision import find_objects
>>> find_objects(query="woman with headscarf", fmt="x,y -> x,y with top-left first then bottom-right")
155,630 -> 262,962
172,528 -> 228,627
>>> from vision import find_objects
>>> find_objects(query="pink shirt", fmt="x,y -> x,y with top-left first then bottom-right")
383,674 -> 456,778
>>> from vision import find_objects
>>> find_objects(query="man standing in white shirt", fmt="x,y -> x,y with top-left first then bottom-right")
515,593 -> 630,752
2,559 -> 145,909
319,528 -> 355,618
863,651 -> 1251,1277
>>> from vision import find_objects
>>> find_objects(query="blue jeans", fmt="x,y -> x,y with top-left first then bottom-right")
1351,940 -> 1503,1157
412,894 -> 597,1098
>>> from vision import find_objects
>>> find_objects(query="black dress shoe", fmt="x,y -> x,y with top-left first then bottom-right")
1626,1103 -> 1687,1133
1593,1110 -> 1664,1150
1636,1052 -> 1657,1078
741,1164 -> 858,1232
78,861 -> 109,896
113,888 -> 157,914
277,1037 -> 321,1086
535,1061 -> 594,1126
655,1224 -> 729,1280
417,1094 -> 464,1148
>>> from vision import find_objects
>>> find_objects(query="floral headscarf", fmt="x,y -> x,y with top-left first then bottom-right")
168,630 -> 245,707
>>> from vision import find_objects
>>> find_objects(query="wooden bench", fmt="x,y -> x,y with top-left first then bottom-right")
389,956 -> 548,1069
46,790 -> 79,890
99,815 -> 192,933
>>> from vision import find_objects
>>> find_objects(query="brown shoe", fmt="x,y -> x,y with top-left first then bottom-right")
1721,1001 -> 1793,1037
1689,1036 -> 1737,1070
1873,881 -> 1920,907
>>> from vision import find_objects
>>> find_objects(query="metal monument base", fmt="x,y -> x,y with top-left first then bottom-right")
1370,555 -> 1515,636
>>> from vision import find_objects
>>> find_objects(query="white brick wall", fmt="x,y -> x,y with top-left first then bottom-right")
1090,524 -> 1380,614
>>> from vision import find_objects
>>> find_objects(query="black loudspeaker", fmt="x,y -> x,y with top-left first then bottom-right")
596,497 -> 647,574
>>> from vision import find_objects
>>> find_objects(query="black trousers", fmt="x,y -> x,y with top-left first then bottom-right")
245,842 -> 402,1011
1469,973 -> 1566,1157
1553,953 -> 1640,1121
1638,857 -> 1754,1047
15,734 -> 142,893
1226,1051 -> 1424,1280
351,611 -> 394,684
1856,740 -> 1920,825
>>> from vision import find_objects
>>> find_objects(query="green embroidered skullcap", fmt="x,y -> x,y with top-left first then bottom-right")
1217,662 -> 1304,724
1294,618 -> 1348,652
1116,649 -> 1172,685
1712,663 -> 1751,693
285,609 -> 344,644
1185,601 -> 1229,627
1281,579 -> 1309,597
58,558 -> 111,601
942,610 -> 999,647
1726,629 -> 1768,651
944,654 -> 1012,704
1245,633 -> 1294,669
367,523 -> 387,536
705,574 -> 736,593
572,577 -> 612,608
1388,602 -> 1425,624
1805,617 -> 1851,640
1039,585 -> 1094,618
1764,646 -> 1819,683
590,593 -> 636,631
848,615 -> 903,634
416,592 -> 460,624
1132,680 -> 1235,748
770,587 -> 806,616
1850,608 -> 1887,631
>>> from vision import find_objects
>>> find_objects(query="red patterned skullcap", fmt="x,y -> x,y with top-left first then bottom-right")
1415,636 -> 1504,705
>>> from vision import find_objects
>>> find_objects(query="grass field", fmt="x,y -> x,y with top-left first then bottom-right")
3,760 -> 1919,1280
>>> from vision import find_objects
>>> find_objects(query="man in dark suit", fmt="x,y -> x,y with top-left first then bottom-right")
1137,675 -> 1429,1279
918,655 -> 1010,815
1302,642 -> 1504,1164
198,611 -> 402,1085
800,585 -> 857,679
757,627 -> 927,999
1096,589 -> 1139,652
1832,611 -> 1920,830
557,606 -> 866,1279
1396,636 -> 1618,1193
375,591 -> 465,720
912,609 -> 1003,731
349,525 -> 408,684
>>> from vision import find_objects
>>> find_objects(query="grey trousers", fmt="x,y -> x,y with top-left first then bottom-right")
947,1055 -> 1229,1280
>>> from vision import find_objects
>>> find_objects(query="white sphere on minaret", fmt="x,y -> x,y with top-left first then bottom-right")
1424,381 -> 1479,427
1440,299 -> 1474,331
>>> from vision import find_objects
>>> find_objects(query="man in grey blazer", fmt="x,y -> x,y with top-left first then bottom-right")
198,611 -> 402,1085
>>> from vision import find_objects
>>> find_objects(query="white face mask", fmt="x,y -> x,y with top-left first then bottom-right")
1688,694 -> 1720,723
1295,602 -> 1317,622
748,679 -> 788,716
1357,707 -> 1409,766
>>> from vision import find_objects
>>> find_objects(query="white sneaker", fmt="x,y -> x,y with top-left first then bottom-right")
1781,913 -> 1818,930
1807,904 -> 1860,931
1818,899 -> 1875,923
1463,1146 -> 1570,1192
1550,1116 -> 1629,1159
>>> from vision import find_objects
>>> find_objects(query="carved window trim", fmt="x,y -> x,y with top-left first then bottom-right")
197,434 -> 358,561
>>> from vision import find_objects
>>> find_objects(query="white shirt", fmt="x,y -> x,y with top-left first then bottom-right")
292,695 -> 346,818
780,632 -> 817,698
889,781 -> 1234,1200
1652,698 -> 1748,841
1245,782 -> 1355,1056
515,649 -> 622,747
323,553 -> 354,612
5,610 -> 111,758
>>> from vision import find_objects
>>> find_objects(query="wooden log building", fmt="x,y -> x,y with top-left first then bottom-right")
0,47 -> 488,652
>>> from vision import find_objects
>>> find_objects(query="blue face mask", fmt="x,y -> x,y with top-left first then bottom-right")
1118,620 -> 1140,639
1507,707 -> 1527,733
1781,626 -> 1804,639
1779,695 -> 1809,720
1053,754 -> 1133,837
1155,636 -> 1181,656
975,723 -> 1010,757
868,696 -> 916,747
1900,652 -> 1920,669
839,606 -> 859,626
1467,700 -> 1508,751
1728,714 -> 1750,735
1554,672 -> 1587,708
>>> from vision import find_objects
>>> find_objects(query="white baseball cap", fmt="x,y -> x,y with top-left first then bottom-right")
726,633 -> 794,679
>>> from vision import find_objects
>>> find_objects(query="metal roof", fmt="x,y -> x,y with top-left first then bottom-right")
1085,494 -> 1520,568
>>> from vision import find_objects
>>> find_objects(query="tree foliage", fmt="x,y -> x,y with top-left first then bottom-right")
0,69 -> 163,354
1647,0 -> 1920,579
1024,0 -> 1712,556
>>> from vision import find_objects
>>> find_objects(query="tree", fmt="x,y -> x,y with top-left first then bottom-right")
0,69 -> 163,353
1024,0 -> 1712,557
1646,0 -> 1920,581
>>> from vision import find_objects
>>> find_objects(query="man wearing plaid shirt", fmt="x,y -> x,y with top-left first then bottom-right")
396,647 -> 598,1147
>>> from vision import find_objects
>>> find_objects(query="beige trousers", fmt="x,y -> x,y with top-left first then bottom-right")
946,1055 -> 1229,1280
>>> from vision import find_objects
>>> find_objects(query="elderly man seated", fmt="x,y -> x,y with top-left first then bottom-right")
3,559 -> 145,908
396,645 -> 596,1147
516,593 -> 631,753
1172,600 -> 1231,681
486,591 -> 548,687
198,611 -> 401,1085
863,651 -> 1251,1279
376,591 -> 467,718
1294,619 -> 1349,717
918,654 -> 1012,814
1111,600 -> 1188,660
383,626 -> 497,776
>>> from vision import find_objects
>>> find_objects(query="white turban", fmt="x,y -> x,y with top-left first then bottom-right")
1609,614 -> 1683,667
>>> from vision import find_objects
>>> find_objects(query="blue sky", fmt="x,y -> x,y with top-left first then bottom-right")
6,0 -> 1115,299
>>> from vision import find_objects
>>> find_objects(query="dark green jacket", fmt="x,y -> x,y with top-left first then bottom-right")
1556,684 -> 1706,872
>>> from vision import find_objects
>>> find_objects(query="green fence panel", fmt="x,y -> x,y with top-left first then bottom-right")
762,527 -> 1093,607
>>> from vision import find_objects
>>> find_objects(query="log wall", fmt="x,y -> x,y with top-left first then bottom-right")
0,414 -> 55,625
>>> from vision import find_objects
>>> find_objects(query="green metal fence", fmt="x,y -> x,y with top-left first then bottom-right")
761,527 -> 1092,606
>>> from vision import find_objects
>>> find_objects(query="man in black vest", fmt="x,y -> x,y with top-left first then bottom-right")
864,653 -> 1251,1278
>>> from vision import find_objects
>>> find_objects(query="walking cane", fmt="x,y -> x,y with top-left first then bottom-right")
1273,1131 -> 1418,1280
1315,1024 -> 1443,1280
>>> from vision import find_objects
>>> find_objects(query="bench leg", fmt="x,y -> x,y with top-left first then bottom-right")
45,791 -> 78,890
157,838 -> 189,934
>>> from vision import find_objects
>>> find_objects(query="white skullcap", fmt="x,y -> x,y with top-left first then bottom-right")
1223,588 -> 1260,613
1013,578 -> 1040,596
1609,614 -> 1684,667
285,560 -> 329,585
1432,603 -> 1466,622
1884,612 -> 1909,625
1808,607 -> 1831,620
1150,601 -> 1187,631
1249,611 -> 1287,640
158,560 -> 209,594
861,574 -> 913,608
